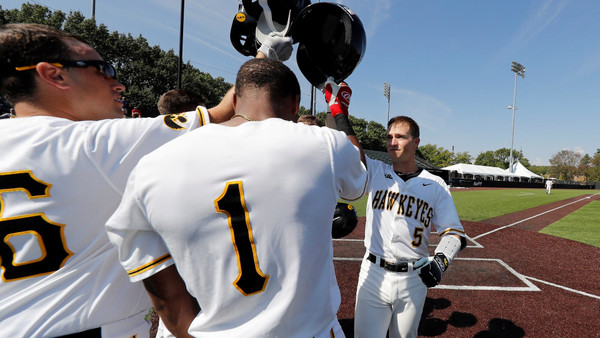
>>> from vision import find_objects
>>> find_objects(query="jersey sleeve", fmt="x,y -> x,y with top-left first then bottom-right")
329,130 -> 368,201
105,165 -> 173,282
86,107 -> 210,192
432,178 -> 466,238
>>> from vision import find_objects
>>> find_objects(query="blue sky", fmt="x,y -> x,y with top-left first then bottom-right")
5,0 -> 599,165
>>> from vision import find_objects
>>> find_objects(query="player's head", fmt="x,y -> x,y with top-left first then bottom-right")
0,23 -> 125,120
235,58 -> 300,120
158,89 -> 207,115
297,114 -> 321,126
386,116 -> 420,166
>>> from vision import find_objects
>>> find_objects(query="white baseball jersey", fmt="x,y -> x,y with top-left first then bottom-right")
106,119 -> 368,337
0,108 -> 209,336
364,156 -> 464,261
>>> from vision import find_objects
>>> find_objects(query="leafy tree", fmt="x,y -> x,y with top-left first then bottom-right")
548,149 -> 581,181
453,151 -> 473,165
579,151 -> 600,182
297,106 -> 311,117
529,165 -> 549,176
419,144 -> 453,167
417,145 -> 472,167
474,148 -> 529,169
361,120 -> 386,151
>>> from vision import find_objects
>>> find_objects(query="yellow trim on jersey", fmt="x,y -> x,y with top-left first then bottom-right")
5,230 -> 47,266
0,213 -> 74,282
439,228 -> 466,237
196,106 -> 206,126
0,170 -> 52,217
127,253 -> 172,277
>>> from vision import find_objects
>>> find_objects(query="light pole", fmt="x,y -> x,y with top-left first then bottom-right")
508,61 -> 525,173
177,0 -> 185,89
384,82 -> 390,123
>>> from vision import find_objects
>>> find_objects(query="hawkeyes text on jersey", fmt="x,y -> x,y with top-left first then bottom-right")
371,189 -> 433,228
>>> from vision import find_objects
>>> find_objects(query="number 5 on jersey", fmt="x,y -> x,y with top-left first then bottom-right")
215,181 -> 269,296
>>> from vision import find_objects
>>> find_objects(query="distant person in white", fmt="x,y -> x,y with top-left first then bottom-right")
545,179 -> 554,194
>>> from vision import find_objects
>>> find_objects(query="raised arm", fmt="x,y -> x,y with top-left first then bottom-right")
323,80 -> 366,166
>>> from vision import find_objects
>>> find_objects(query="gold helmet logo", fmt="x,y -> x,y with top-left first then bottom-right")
236,13 -> 247,22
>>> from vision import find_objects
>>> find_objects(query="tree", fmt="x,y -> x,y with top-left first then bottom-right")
419,144 -> 454,167
579,151 -> 600,182
311,112 -> 386,151
529,165 -> 549,177
474,148 -> 529,169
548,150 -> 581,181
453,151 -> 473,165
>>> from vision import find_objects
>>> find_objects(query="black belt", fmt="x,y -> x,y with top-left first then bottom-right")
367,253 -> 411,272
54,327 -> 101,338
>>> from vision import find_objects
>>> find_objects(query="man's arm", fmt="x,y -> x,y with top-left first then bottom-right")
207,87 -> 235,123
324,80 -> 366,166
142,265 -> 200,338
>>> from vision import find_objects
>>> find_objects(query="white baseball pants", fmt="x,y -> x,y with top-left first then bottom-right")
354,253 -> 427,338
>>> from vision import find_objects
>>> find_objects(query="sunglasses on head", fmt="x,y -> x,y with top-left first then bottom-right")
15,60 -> 117,79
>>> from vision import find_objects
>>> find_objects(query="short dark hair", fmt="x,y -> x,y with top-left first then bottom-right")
235,58 -> 300,108
157,89 -> 207,115
297,114 -> 321,126
0,23 -> 86,105
388,116 -> 420,139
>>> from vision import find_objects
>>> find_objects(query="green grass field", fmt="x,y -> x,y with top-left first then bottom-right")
344,188 -> 599,247
540,200 -> 600,247
450,189 -> 593,221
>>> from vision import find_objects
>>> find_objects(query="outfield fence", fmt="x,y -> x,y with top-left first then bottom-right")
450,178 -> 597,190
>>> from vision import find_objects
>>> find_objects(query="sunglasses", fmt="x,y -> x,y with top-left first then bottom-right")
15,60 -> 117,79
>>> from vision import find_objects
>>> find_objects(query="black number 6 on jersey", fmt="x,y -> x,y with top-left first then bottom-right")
215,181 -> 269,296
0,171 -> 73,281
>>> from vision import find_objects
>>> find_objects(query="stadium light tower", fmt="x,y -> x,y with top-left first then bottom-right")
384,82 -> 391,123
508,61 -> 525,173
178,0 -> 185,89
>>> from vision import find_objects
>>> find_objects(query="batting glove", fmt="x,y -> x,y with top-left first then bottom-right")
417,253 -> 448,288
258,32 -> 293,61
324,79 -> 352,117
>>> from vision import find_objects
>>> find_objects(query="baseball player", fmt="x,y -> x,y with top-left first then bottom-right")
106,58 -> 368,337
353,115 -> 467,338
0,23 -> 288,336
545,179 -> 553,194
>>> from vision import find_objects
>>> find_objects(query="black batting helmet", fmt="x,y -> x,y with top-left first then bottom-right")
332,202 -> 359,239
291,3 -> 366,88
230,0 -> 311,57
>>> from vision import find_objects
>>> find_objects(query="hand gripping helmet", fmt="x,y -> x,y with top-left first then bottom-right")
332,202 -> 359,239
230,0 -> 311,56
291,3 -> 366,88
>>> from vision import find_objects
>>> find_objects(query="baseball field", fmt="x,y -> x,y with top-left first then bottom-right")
334,188 -> 600,337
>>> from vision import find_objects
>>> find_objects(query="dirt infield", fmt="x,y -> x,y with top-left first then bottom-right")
333,193 -> 600,337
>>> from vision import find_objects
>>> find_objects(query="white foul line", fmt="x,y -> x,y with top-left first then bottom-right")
524,276 -> 600,300
473,195 -> 595,240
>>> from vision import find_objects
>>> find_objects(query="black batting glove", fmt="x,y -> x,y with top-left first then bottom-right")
418,253 -> 448,288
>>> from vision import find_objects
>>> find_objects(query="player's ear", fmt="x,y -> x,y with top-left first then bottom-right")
36,62 -> 69,90
232,89 -> 238,112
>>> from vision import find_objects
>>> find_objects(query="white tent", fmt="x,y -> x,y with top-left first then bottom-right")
443,162 -> 543,182
443,163 -> 521,181
507,161 -> 543,179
